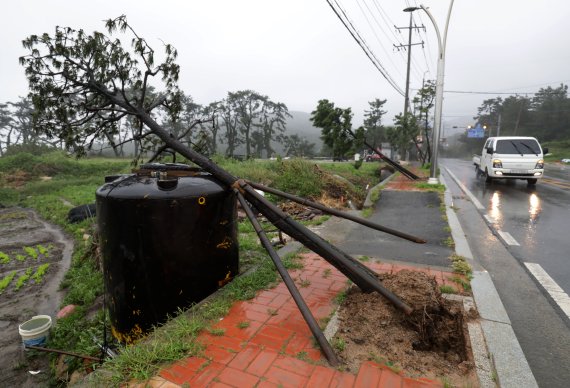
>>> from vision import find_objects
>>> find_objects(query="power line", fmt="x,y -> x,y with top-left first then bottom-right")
325,0 -> 405,96
355,0 -> 404,79
444,90 -> 535,95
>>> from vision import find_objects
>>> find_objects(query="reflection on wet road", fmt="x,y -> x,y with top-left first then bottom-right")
442,158 -> 570,295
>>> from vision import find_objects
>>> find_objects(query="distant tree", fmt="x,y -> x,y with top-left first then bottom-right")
387,113 -> 420,160
310,99 -> 354,160
257,98 -> 291,158
413,80 -> 435,163
529,84 -> 570,140
232,90 -> 263,158
363,98 -> 387,149
281,134 -> 316,157
201,101 -> 222,155
0,103 -> 14,155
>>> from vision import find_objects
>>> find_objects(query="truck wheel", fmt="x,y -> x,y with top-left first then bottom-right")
485,170 -> 493,184
527,178 -> 538,185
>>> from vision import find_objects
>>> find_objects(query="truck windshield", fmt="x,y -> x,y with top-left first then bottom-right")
495,139 -> 540,155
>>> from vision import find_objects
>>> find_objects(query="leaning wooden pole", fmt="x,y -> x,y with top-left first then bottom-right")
345,128 -> 421,180
247,181 -> 426,244
236,190 -> 340,365
103,101 -> 412,315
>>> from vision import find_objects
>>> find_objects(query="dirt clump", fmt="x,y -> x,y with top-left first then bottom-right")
335,270 -> 476,386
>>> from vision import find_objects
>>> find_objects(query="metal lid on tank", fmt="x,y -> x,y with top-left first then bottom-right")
96,163 -> 228,199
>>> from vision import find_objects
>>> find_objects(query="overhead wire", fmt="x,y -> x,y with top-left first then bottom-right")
363,0 -> 425,89
325,0 -> 405,96
355,0 -> 404,79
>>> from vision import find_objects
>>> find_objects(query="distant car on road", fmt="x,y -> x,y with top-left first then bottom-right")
561,158 -> 570,163
365,153 -> 383,162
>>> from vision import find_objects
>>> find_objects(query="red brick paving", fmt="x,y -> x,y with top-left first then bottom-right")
135,250 -> 468,388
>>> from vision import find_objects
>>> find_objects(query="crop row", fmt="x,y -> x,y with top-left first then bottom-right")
0,244 -> 52,264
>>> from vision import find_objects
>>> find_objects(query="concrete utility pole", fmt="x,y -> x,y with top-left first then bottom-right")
396,9 -> 424,115
497,113 -> 502,137
418,0 -> 455,184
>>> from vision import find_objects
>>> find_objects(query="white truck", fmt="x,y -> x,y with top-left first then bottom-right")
472,136 -> 548,185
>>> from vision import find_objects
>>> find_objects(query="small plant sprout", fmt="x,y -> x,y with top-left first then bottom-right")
32,264 -> 50,284
237,321 -> 250,329
208,327 -> 226,337
15,254 -> 26,262
298,278 -> 311,288
23,246 -> 38,260
332,337 -> 345,351
267,309 -> 278,316
15,268 -> 33,291
0,252 -> 10,264
322,269 -> 332,278
36,244 -> 50,257
335,290 -> 347,304
439,285 -> 457,294
0,271 -> 17,293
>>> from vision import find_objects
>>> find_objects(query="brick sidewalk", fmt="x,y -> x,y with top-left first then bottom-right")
135,253 -> 463,388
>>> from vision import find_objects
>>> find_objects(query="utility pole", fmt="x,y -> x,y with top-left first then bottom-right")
396,9 -> 424,114
497,113 -> 502,137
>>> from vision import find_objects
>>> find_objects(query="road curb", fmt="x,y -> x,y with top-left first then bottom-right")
440,172 -> 539,388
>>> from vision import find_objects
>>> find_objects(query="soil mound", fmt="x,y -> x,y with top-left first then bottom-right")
335,270 -> 476,385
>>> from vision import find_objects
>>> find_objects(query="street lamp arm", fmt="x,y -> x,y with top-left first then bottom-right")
443,0 -> 455,52
419,5 -> 443,56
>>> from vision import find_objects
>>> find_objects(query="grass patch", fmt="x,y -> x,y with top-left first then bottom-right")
414,182 -> 446,192
361,207 -> 373,218
332,337 -> 346,351
449,254 -> 473,279
298,278 -> 311,288
358,255 -> 370,262
439,285 -> 457,294
335,290 -> 347,305
207,327 -> 226,337
442,236 -> 455,248
237,321 -> 250,329
449,276 -> 472,292
282,253 -> 304,270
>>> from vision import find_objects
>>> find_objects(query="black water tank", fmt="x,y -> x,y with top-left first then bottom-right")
96,163 -> 239,344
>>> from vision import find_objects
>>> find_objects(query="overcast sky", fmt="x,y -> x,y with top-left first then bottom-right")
2,0 -> 569,130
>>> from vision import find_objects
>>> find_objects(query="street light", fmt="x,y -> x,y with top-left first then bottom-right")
417,1 -> 455,184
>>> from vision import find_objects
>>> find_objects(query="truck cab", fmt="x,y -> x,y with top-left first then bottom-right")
475,136 -> 547,185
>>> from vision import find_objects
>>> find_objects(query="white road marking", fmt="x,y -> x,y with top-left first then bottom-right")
444,167 -> 485,210
525,263 -> 570,319
497,230 -> 520,246
484,215 -> 495,224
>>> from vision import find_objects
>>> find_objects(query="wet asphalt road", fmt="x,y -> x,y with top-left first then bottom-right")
443,158 -> 570,295
441,158 -> 570,387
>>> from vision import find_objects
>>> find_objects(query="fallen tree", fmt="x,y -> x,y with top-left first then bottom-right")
20,15 -> 424,365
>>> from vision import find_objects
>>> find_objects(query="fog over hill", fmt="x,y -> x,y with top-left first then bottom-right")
283,110 -> 323,150
93,110 -> 323,158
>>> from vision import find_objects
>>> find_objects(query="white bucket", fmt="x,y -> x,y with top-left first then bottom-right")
18,315 -> 52,347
